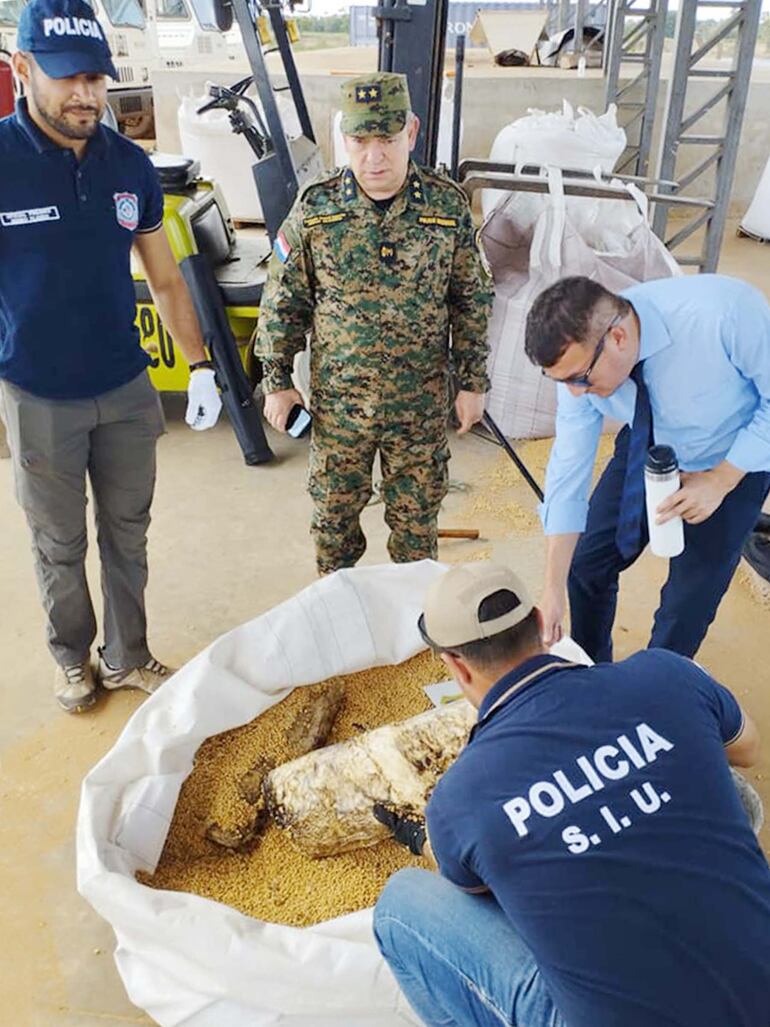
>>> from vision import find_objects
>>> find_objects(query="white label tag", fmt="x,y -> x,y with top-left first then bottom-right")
423,680 -> 464,707
0,206 -> 61,227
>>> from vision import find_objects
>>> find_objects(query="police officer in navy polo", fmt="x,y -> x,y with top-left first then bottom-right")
375,561 -> 770,1027
0,0 -> 222,712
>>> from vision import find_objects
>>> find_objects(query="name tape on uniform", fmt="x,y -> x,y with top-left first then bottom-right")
417,215 -> 458,228
303,212 -> 350,228
1,206 -> 61,227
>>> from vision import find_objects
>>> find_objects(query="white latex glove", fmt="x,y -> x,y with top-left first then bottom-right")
185,368 -> 222,431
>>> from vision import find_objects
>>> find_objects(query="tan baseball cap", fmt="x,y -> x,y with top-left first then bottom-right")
339,72 -> 411,137
418,562 -> 534,650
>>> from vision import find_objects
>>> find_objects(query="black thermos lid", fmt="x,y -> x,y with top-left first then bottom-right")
646,444 -> 678,474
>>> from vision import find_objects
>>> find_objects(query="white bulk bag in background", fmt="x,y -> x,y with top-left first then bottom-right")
481,101 -> 626,220
177,86 -> 302,223
77,561 -> 588,1027
482,168 -> 680,439
740,153 -> 770,242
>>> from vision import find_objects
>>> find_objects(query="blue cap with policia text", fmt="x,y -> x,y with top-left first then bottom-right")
17,0 -> 118,80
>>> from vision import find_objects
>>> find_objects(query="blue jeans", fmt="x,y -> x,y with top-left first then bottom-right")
569,426 -> 770,662
373,868 -> 565,1027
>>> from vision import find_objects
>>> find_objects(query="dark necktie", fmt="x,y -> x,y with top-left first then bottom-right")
615,363 -> 653,560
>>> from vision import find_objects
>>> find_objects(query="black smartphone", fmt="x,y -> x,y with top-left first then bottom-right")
286,404 -> 312,439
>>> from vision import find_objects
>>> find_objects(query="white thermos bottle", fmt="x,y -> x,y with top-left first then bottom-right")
645,445 -> 685,558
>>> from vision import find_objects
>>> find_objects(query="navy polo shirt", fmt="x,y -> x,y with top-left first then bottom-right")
427,650 -> 770,1027
0,100 -> 163,399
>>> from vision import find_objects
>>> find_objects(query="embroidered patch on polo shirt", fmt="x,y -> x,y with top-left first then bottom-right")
114,192 -> 139,231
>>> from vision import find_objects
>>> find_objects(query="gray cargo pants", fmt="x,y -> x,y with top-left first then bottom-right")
0,372 -> 165,669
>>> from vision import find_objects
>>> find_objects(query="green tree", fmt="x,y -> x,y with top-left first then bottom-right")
296,13 -> 349,32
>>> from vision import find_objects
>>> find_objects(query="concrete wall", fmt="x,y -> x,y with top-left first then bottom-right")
152,64 -> 770,218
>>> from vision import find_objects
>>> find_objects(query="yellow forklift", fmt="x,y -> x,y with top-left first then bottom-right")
132,0 -> 322,465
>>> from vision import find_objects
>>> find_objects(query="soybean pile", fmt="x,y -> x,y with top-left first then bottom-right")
137,650 -> 446,926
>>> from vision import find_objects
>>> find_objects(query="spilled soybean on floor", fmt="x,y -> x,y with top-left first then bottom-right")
138,650 -> 447,926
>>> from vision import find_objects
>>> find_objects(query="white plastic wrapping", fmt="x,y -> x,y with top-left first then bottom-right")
77,561 -> 588,1027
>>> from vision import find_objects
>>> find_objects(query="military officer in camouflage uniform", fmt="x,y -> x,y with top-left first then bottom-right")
256,72 -> 493,574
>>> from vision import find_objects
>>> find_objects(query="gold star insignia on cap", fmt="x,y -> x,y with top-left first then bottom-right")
353,82 -> 382,104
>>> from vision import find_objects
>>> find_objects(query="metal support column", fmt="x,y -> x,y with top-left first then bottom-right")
652,0 -> 761,271
450,33 -> 465,180
604,0 -> 668,177
572,0 -> 588,51
230,0 -> 298,196
264,1 -> 315,143
550,0 -> 608,58
375,0 -> 448,167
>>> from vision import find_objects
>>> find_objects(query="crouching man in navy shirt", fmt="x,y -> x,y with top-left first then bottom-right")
0,0 -> 222,712
374,561 -> 770,1027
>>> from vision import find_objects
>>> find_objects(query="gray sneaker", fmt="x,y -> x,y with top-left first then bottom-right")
54,660 -> 97,713
98,652 -> 175,695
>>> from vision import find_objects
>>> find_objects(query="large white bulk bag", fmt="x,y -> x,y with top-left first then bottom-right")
481,101 -> 626,221
740,153 -> 770,242
482,168 -> 680,439
77,561 -> 588,1027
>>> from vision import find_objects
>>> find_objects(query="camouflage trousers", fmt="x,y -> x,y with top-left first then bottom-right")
308,385 -> 450,575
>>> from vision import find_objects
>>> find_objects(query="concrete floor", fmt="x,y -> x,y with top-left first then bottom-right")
1,225 -> 770,1026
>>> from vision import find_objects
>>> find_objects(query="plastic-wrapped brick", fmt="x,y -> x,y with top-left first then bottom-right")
137,650 -> 461,927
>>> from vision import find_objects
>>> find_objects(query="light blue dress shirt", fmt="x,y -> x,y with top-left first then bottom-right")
540,274 -> 770,535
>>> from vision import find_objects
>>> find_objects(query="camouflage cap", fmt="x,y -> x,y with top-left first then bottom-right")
339,72 -> 411,138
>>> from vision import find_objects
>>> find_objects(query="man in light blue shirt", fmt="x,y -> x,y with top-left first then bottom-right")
524,274 -> 770,662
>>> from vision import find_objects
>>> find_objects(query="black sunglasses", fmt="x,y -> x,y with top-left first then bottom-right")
543,314 -> 621,387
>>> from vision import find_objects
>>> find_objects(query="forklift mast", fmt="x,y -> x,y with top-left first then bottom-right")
228,0 -> 320,239
375,0 -> 449,168
224,0 -> 451,199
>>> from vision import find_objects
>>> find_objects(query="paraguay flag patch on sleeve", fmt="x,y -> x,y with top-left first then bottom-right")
274,230 -> 292,263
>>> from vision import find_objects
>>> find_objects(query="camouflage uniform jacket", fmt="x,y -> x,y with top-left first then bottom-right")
255,161 -> 493,400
